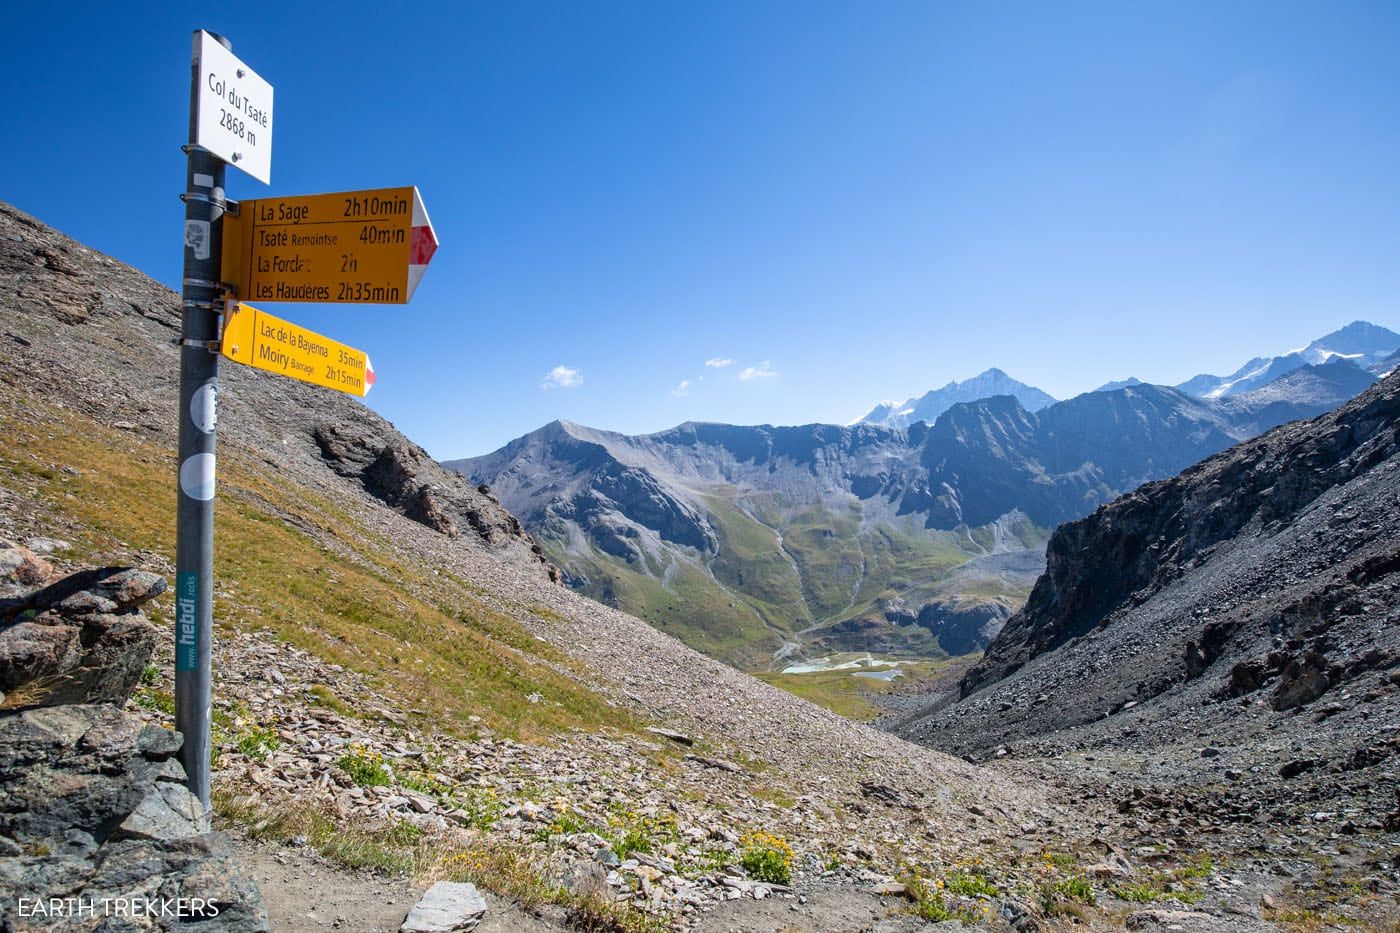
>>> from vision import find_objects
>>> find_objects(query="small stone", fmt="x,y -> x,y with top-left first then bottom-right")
645,727 -> 694,746
405,791 -> 436,813
1088,853 -> 1135,880
870,881 -> 907,896
138,724 -> 183,758
1278,758 -> 1319,779
15,552 -> 54,586
117,782 -> 206,841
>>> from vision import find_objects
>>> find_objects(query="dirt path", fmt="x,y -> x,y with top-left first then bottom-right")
689,884 -> 923,932
232,835 -> 567,933
233,832 -> 948,933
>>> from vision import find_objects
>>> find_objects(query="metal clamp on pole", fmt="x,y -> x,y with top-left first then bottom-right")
180,191 -> 229,210
178,338 -> 221,352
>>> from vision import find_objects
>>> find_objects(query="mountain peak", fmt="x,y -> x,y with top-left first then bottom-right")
1179,320 -> 1399,400
860,370 -> 1056,429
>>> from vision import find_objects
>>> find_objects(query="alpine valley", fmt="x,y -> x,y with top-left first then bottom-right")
5,199 -> 1400,932
449,323 -> 1397,670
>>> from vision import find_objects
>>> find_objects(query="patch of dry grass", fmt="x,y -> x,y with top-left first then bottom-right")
0,399 -> 638,741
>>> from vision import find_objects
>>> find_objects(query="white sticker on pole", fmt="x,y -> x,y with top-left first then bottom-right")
192,31 -> 274,184
190,384 -> 217,434
179,453 -> 217,501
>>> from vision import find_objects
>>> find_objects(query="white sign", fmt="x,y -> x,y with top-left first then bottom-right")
193,31 -> 274,184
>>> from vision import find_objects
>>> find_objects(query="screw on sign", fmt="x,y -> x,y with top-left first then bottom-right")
174,30 -> 434,810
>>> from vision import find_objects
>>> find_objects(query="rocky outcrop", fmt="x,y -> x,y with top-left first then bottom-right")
313,424 -> 556,580
914,596 -> 1014,655
960,370 -> 1400,698
0,549 -> 267,931
0,705 -> 266,931
1,550 -> 165,710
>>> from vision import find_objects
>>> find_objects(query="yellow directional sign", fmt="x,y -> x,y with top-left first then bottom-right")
220,301 -> 375,397
221,187 -> 437,304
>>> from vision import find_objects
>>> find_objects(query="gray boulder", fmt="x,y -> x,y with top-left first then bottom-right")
0,557 -> 267,930
0,566 -> 165,710
0,704 -> 267,930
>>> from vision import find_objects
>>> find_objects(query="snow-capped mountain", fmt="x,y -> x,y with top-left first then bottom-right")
1374,349 -> 1400,379
857,368 -> 1056,428
1177,321 -> 1399,399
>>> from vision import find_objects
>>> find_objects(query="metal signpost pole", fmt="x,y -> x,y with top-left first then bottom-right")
176,30 -> 230,810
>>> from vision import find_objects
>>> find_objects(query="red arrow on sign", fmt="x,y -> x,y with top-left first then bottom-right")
407,190 -> 438,300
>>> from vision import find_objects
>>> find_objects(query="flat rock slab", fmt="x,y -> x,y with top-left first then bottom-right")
645,726 -> 694,746
1126,909 -> 1274,931
399,882 -> 488,932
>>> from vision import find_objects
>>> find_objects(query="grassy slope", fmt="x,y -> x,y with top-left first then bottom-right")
0,394 -> 639,742
540,472 -> 1043,672
547,543 -> 785,668
702,494 -> 809,632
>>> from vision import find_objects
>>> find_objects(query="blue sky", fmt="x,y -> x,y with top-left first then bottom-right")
3,2 -> 1398,458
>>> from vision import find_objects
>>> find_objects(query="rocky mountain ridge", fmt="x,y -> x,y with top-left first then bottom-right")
960,368 -> 1400,701
454,360 -> 1378,668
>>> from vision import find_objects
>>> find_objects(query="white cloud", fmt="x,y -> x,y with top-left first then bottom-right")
541,365 -> 583,390
704,357 -> 735,368
738,361 -> 777,381
670,379 -> 692,397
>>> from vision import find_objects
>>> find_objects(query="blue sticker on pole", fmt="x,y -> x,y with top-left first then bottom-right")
176,572 -> 199,671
